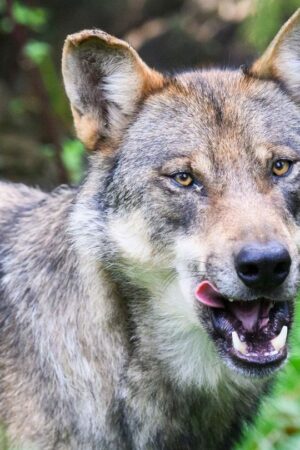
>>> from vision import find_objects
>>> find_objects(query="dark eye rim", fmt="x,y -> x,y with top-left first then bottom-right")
272,159 -> 294,178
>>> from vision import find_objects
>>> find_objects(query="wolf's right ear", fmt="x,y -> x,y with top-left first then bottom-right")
62,30 -> 164,150
249,9 -> 300,103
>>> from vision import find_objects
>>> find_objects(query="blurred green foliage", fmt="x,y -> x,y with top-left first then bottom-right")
61,139 -> 85,184
0,1 -> 47,33
23,39 -> 70,124
0,0 -> 84,187
242,0 -> 300,51
12,2 -> 47,31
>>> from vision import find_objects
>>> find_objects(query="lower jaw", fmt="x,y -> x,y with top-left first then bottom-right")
214,334 -> 288,376
234,343 -> 286,367
224,352 -> 287,377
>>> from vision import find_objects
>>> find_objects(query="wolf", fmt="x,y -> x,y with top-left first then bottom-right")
0,8 -> 300,450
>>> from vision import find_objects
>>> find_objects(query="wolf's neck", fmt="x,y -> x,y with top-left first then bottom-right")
103,270 -> 262,450
52,237 -> 260,448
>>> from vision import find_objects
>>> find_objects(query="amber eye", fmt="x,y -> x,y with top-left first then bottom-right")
172,172 -> 194,187
272,160 -> 292,177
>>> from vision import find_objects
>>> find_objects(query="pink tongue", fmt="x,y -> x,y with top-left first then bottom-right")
195,281 -> 265,332
228,302 -> 260,332
195,281 -> 225,308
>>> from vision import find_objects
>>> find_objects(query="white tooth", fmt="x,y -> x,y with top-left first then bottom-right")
232,331 -> 248,355
271,326 -> 288,352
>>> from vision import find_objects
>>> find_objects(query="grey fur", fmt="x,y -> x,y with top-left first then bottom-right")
1,13 -> 300,449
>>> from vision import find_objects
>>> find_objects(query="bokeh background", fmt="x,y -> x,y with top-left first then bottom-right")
0,0 -> 300,449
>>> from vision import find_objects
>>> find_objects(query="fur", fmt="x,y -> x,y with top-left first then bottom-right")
1,10 -> 300,449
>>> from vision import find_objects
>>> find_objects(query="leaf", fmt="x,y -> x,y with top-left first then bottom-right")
61,139 -> 85,184
24,40 -> 50,65
12,2 -> 47,31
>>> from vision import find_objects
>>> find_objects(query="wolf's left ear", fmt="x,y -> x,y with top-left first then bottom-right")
249,9 -> 300,102
62,30 -> 164,150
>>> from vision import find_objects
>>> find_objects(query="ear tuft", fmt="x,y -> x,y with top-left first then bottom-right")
249,9 -> 300,102
62,29 -> 164,150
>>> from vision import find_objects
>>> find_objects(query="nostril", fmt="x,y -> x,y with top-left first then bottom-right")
239,263 -> 259,277
274,261 -> 289,275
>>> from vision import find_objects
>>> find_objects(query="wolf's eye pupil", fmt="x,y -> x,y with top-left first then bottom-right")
272,160 -> 292,177
173,172 -> 194,187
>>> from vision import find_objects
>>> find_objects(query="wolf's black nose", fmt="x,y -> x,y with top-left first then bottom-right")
235,242 -> 291,289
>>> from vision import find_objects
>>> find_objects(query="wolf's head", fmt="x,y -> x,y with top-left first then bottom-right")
63,11 -> 300,384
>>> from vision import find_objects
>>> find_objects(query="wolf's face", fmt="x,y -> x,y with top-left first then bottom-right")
63,12 -> 300,381
105,71 -> 300,378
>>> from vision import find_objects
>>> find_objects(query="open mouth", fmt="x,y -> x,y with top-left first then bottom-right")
195,281 -> 292,374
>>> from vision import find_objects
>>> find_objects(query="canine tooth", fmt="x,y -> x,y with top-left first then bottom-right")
232,331 -> 247,355
271,326 -> 288,352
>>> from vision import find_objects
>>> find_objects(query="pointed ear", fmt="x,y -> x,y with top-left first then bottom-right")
62,30 -> 164,150
249,9 -> 300,102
